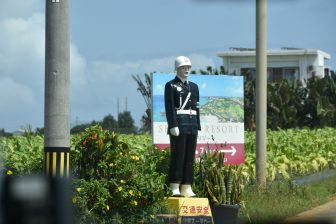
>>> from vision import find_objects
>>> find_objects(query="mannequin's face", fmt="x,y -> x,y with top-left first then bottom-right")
176,65 -> 191,78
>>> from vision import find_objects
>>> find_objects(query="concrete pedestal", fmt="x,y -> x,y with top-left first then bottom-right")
166,197 -> 213,224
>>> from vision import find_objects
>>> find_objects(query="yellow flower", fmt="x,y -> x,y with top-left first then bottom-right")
72,197 -> 77,204
6,170 -> 13,176
118,186 -> 123,192
106,205 -> 110,211
131,155 -> 140,161
133,200 -> 138,206
76,188 -> 82,193
129,190 -> 134,196
108,163 -> 113,167
119,152 -> 123,156
120,179 -> 125,184
138,191 -> 142,196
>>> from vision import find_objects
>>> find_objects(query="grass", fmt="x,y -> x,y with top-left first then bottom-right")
238,176 -> 336,224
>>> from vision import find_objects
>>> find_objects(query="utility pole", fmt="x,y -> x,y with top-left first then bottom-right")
44,0 -> 70,178
117,97 -> 120,115
125,96 -> 128,111
256,0 -> 267,189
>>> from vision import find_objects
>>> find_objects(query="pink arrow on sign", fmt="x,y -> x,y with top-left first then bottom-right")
217,146 -> 237,156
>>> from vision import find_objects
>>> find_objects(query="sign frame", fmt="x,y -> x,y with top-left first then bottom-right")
151,73 -> 245,164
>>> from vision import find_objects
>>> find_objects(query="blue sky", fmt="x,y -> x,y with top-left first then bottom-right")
0,0 -> 335,132
153,74 -> 243,97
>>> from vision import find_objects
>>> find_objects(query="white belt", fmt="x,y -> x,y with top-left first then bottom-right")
176,109 -> 197,115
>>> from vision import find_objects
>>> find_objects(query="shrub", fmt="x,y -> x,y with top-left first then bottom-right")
71,125 -> 170,223
0,135 -> 44,175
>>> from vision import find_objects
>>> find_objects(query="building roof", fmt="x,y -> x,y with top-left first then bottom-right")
216,48 -> 331,59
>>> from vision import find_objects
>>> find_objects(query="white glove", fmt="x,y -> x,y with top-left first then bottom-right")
170,127 -> 180,136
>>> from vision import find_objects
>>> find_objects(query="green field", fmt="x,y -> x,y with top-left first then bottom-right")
1,126 -> 336,223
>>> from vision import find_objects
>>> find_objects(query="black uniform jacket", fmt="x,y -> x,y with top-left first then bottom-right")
164,76 -> 201,135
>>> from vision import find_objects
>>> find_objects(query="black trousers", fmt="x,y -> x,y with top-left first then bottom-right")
168,134 -> 197,184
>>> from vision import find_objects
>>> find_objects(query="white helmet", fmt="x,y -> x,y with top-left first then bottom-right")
175,56 -> 192,70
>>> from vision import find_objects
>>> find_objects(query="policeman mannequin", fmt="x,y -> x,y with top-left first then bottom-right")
164,56 -> 201,197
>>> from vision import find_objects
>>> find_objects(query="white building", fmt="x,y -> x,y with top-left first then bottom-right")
216,48 -> 331,82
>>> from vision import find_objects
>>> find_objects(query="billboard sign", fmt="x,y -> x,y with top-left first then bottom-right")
152,73 -> 244,164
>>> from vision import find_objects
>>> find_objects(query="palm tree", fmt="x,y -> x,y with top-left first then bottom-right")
132,73 -> 152,133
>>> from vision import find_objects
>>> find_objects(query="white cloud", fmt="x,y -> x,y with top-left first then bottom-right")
0,0 -> 42,20
0,2 -> 217,132
0,77 -> 41,131
188,54 -> 216,71
0,77 -> 35,109
0,13 -> 45,93
69,53 -> 217,128
138,54 -> 216,73
70,43 -> 88,88
140,56 -> 176,73
0,11 -> 45,131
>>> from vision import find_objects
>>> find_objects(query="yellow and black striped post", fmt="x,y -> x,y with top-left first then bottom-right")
44,147 -> 70,177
